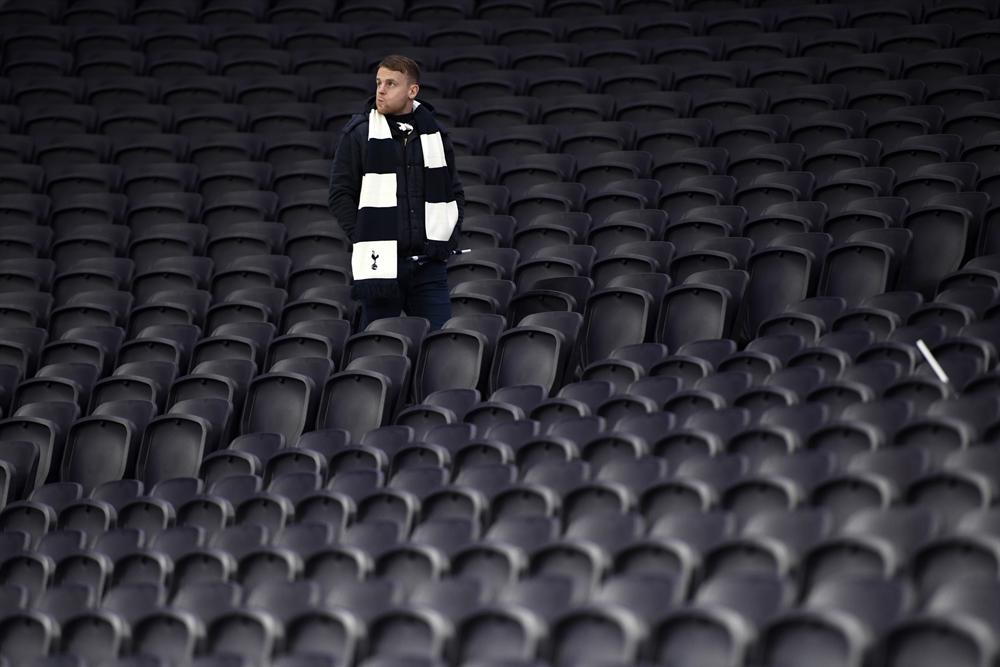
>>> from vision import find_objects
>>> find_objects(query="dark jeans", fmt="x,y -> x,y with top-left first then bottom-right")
359,258 -> 452,331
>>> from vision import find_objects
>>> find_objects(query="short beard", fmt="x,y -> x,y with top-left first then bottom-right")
377,98 -> 410,115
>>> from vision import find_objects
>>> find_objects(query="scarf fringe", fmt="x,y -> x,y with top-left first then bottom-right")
425,240 -> 452,262
351,279 -> 400,301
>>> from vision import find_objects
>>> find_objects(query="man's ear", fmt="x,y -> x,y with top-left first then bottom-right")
409,83 -> 419,100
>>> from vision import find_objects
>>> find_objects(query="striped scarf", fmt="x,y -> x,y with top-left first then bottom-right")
351,101 -> 458,300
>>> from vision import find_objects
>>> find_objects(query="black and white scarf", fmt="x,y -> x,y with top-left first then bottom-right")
351,100 -> 458,300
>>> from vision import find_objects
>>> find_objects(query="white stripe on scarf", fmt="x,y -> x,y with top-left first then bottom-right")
420,129 -> 458,240
419,131 -> 448,169
359,172 -> 397,209
352,240 -> 397,280
425,200 -> 459,241
367,108 -> 392,140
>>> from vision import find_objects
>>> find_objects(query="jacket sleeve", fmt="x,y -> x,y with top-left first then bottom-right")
328,122 -> 363,240
443,129 -> 465,251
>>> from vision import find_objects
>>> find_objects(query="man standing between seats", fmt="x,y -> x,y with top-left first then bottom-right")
329,55 -> 465,332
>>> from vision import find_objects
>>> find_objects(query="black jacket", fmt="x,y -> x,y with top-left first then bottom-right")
328,97 -> 465,258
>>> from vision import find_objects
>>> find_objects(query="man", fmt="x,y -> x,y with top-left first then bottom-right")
328,54 -> 465,332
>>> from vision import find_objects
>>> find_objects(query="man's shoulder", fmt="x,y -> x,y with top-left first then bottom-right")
333,113 -> 369,162
342,112 -> 368,137
433,117 -> 452,136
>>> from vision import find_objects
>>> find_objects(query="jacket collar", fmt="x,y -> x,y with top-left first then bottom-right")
363,95 -> 437,115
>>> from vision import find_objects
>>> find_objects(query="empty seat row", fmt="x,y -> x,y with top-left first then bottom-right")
2,16 -> 998,61
3,42 -> 998,85
2,0 -> 999,31
3,561 -> 996,667
3,241 -> 996,391
2,451 -> 998,663
2,311 -> 997,509
3,67 -> 999,121
4,432 -> 997,585
2,71 -> 999,125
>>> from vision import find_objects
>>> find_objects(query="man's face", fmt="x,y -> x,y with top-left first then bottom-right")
375,67 -> 417,115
